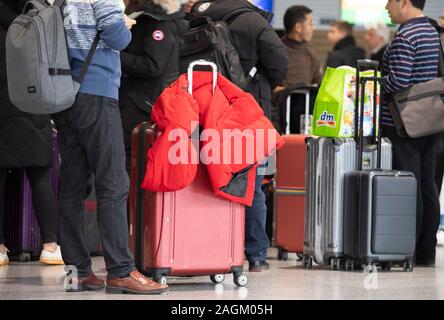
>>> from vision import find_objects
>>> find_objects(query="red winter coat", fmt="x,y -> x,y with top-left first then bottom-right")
141,72 -> 284,206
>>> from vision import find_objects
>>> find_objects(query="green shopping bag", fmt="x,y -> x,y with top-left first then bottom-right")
312,66 -> 379,138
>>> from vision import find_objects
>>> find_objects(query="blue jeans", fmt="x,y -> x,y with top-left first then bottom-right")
245,167 -> 270,263
53,93 -> 134,279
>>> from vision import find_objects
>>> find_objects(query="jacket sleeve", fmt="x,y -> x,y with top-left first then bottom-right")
255,19 -> 288,89
121,22 -> 176,79
91,0 -> 131,51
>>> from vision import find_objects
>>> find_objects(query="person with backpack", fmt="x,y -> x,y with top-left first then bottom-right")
382,0 -> 441,266
51,0 -> 168,294
188,0 -> 287,272
0,0 -> 63,267
120,0 -> 189,174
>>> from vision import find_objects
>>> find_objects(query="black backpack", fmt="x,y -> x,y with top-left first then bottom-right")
179,9 -> 254,89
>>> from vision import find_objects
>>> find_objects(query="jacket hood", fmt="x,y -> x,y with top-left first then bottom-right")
334,35 -> 357,51
143,0 -> 187,20
189,0 -> 273,23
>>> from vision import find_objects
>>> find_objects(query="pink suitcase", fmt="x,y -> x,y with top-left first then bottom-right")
129,122 -> 248,287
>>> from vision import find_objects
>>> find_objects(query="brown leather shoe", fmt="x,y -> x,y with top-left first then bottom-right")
106,270 -> 168,295
65,272 -> 105,292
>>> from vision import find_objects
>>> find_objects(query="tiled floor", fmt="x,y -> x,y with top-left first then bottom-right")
1,233 -> 444,300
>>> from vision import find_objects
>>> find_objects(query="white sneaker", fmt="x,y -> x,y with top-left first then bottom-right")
39,245 -> 64,265
0,248 -> 9,266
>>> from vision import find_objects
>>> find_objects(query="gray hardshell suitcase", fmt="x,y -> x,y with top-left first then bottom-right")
342,60 -> 417,272
343,170 -> 416,271
303,137 -> 392,268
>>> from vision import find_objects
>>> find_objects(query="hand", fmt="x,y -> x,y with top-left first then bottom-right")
273,85 -> 286,93
124,15 -> 136,30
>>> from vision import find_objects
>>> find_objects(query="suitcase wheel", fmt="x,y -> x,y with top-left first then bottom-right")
153,275 -> 167,285
344,259 -> 355,271
277,248 -> 288,261
302,256 -> 313,269
403,261 -> 414,272
210,274 -> 225,284
381,263 -> 392,271
233,274 -> 248,287
330,257 -> 343,271
18,252 -> 31,263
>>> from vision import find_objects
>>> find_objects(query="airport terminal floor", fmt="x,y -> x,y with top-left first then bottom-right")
1,233 -> 444,300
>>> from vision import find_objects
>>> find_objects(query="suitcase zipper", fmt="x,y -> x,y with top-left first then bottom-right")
51,6 -> 58,65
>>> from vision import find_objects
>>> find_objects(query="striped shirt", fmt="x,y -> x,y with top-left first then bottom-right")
382,17 -> 440,126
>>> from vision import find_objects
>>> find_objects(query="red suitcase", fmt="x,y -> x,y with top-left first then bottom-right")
128,122 -> 248,287
274,88 -> 314,261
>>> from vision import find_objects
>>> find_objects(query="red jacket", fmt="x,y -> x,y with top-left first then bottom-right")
141,72 -> 284,206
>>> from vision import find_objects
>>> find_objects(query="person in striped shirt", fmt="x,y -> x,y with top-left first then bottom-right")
383,0 -> 441,266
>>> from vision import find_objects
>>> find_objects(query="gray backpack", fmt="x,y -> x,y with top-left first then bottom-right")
6,0 -> 99,114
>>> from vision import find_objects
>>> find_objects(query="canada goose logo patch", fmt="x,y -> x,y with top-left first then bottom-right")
198,2 -> 211,12
152,30 -> 165,41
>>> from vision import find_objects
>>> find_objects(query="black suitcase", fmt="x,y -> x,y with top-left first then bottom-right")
342,60 -> 417,272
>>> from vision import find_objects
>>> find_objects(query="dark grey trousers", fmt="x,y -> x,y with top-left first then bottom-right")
53,93 -> 134,278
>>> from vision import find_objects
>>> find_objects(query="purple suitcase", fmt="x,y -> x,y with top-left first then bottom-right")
4,130 -> 60,261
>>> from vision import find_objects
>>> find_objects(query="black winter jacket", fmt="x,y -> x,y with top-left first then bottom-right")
0,3 -> 52,169
120,1 -> 188,112
189,0 -> 288,119
326,35 -> 366,69
119,0 -> 188,171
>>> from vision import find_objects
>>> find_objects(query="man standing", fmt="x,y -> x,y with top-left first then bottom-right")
326,20 -> 365,68
54,0 -> 168,294
364,22 -> 391,68
280,5 -> 322,89
383,0 -> 441,266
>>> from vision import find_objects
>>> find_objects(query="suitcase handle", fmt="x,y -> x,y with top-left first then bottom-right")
285,85 -> 317,135
355,65 -> 382,171
188,60 -> 218,95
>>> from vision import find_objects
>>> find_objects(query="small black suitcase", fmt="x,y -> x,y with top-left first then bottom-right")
342,60 -> 417,272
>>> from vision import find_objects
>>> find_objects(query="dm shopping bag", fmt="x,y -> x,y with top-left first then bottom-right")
312,66 -> 379,138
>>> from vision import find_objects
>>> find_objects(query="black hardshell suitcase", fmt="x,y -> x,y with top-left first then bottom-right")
342,60 -> 417,272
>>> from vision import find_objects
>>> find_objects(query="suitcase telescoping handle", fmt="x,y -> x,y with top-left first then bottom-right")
285,86 -> 316,135
188,60 -> 218,95
355,59 -> 383,171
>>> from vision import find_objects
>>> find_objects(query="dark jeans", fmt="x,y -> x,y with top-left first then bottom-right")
53,93 -> 134,279
245,166 -> 270,263
434,132 -> 444,192
0,167 -> 57,245
383,126 -> 441,261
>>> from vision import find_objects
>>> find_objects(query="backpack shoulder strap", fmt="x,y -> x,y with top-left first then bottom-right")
52,0 -> 66,7
439,34 -> 444,77
51,0 -> 100,84
221,8 -> 254,25
76,32 -> 100,84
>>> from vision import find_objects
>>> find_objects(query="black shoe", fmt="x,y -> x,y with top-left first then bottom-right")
415,259 -> 435,267
249,261 -> 270,272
